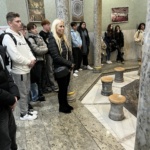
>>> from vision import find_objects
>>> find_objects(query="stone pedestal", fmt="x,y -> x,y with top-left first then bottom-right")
93,66 -> 101,73
114,67 -> 125,83
101,76 -> 113,96
109,94 -> 126,121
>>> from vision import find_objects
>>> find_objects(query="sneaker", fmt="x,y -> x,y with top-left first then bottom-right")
29,110 -> 38,115
74,70 -> 78,73
20,113 -> 37,121
79,68 -> 83,71
51,86 -> 59,92
87,65 -> 93,70
106,60 -> 112,64
73,73 -> 78,77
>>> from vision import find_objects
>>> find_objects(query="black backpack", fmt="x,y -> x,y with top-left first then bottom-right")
0,32 -> 17,66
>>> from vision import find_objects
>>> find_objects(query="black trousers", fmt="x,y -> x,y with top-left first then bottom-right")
82,54 -> 89,66
31,61 -> 45,96
0,107 -> 17,150
116,47 -> 124,62
56,73 -> 70,109
72,47 -> 82,71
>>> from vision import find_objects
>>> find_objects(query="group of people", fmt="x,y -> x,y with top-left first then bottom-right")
0,10 -> 146,149
0,12 -> 94,149
103,22 -> 145,64
103,24 -> 124,64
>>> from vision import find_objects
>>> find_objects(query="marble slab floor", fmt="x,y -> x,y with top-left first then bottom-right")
82,71 -> 139,150
13,60 -> 139,150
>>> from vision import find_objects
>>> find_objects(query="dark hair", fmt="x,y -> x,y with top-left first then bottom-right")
41,19 -> 50,26
137,23 -> 145,30
79,21 -> 86,28
21,23 -> 27,30
107,24 -> 113,32
6,12 -> 20,22
70,22 -> 77,27
115,25 -> 120,32
27,22 -> 37,31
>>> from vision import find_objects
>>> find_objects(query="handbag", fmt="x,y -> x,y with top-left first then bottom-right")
54,66 -> 69,78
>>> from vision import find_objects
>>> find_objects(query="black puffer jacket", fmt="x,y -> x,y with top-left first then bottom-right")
48,33 -> 72,69
0,46 -> 20,109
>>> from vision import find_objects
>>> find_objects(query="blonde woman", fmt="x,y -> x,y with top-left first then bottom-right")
48,19 -> 74,113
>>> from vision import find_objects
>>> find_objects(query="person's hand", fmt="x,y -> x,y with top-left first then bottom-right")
37,38 -> 43,46
10,97 -> 17,111
79,45 -> 82,49
70,64 -> 75,71
28,60 -> 36,68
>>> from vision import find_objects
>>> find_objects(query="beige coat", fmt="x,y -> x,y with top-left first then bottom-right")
134,30 -> 144,45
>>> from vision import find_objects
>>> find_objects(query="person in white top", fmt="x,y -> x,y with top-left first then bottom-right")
2,12 -> 37,120
134,23 -> 145,61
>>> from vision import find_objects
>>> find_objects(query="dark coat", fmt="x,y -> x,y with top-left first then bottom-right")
48,33 -> 72,69
0,46 -> 20,109
77,28 -> 90,47
114,31 -> 124,48
77,28 -> 90,55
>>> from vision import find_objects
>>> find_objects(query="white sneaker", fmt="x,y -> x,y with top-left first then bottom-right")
106,60 -> 112,64
73,73 -> 78,77
29,110 -> 38,115
74,70 -> 78,73
20,113 -> 37,121
79,68 -> 83,71
87,65 -> 93,70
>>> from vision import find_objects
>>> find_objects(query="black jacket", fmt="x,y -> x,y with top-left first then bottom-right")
39,30 -> 49,46
48,33 -> 72,69
114,31 -> 124,48
0,46 -> 20,109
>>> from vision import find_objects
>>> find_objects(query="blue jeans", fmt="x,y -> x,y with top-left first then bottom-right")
31,83 -> 39,101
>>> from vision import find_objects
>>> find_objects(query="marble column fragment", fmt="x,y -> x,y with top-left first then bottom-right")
134,0 -> 150,149
93,0 -> 102,73
55,0 -> 76,101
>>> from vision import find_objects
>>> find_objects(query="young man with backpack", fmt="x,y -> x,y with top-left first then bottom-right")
2,12 -> 37,121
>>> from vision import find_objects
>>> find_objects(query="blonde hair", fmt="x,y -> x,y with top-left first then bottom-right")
51,18 -> 70,53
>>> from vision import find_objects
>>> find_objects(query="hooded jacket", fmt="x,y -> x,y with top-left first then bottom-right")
2,28 -> 35,74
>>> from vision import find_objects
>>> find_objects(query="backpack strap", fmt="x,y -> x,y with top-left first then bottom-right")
5,33 -> 17,45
